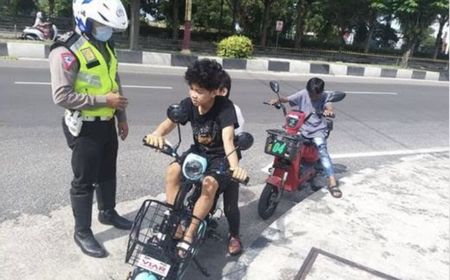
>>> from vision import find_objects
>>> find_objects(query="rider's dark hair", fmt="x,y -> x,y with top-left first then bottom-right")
306,77 -> 325,95
219,70 -> 232,98
185,59 -> 223,91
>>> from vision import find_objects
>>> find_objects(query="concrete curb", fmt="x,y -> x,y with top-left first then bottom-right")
1,41 -> 448,81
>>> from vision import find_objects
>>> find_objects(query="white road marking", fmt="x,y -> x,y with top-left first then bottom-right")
14,81 -> 50,85
14,81 -> 172,90
261,146 -> 449,172
345,91 -> 398,95
331,147 -> 449,159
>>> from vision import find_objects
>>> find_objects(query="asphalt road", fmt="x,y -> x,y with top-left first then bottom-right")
0,59 -> 448,279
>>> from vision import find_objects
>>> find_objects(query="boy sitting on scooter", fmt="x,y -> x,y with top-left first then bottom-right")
269,77 -> 342,198
145,59 -> 248,257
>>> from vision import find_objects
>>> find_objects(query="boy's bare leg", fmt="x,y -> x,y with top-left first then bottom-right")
183,176 -> 219,242
165,162 -> 182,205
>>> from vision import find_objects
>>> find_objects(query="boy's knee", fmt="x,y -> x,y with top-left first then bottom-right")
166,162 -> 181,180
201,176 -> 219,197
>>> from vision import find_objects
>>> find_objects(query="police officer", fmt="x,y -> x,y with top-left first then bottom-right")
49,0 -> 132,258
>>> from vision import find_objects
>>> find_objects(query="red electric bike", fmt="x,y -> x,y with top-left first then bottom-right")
257,81 -> 345,219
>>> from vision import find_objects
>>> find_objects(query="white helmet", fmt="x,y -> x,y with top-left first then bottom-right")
73,0 -> 128,34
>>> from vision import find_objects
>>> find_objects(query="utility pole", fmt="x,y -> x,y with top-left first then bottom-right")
181,0 -> 192,54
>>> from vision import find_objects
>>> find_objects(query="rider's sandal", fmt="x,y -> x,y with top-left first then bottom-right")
227,235 -> 243,256
176,239 -> 193,259
328,185 -> 342,198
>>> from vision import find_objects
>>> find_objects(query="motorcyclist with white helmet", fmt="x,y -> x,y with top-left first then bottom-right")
49,0 -> 131,258
33,11 -> 44,28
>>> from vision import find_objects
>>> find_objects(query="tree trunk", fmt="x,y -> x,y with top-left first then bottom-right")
294,0 -> 306,49
231,0 -> 239,33
364,13 -> 376,53
48,0 -> 54,16
260,0 -> 272,48
129,0 -> 140,50
172,0 -> 180,40
433,16 -> 448,59
401,40 -> 416,67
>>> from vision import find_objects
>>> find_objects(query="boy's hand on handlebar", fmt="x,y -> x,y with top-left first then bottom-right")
268,99 -> 280,105
145,134 -> 165,149
323,109 -> 335,118
230,166 -> 248,183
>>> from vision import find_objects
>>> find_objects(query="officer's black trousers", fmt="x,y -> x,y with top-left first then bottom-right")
63,118 -> 118,210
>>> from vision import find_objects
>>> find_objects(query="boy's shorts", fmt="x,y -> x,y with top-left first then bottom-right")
174,145 -> 231,194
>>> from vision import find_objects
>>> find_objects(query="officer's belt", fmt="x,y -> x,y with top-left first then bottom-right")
81,115 -> 113,122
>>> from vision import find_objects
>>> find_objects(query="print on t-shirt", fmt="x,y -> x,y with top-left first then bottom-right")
193,119 -> 221,146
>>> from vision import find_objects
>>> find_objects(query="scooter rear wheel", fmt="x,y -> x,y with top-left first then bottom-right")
258,184 -> 279,220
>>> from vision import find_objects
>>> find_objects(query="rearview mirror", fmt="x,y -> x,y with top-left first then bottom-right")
326,91 -> 346,103
167,104 -> 188,124
234,132 -> 254,151
270,81 -> 279,94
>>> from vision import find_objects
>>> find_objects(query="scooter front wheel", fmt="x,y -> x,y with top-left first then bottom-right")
258,184 -> 279,220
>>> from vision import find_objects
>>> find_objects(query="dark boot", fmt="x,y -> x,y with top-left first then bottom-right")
98,209 -> 133,230
96,180 -> 133,230
71,192 -> 107,258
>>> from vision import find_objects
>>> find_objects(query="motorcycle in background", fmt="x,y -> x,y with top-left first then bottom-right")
257,81 -> 345,219
21,21 -> 58,41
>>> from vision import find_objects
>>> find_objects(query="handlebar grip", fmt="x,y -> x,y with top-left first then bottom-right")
263,101 -> 281,110
142,137 -> 174,156
242,176 -> 250,186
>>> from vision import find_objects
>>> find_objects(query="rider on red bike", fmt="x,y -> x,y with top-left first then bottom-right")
269,77 -> 342,198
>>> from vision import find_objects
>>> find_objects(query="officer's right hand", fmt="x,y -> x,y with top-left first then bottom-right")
106,92 -> 128,111
145,134 -> 165,150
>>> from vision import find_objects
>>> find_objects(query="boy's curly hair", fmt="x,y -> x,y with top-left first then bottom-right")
185,59 -> 223,91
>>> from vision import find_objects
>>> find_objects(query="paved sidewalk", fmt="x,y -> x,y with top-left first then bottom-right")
222,153 -> 449,280
0,41 -> 448,81
0,153 -> 447,279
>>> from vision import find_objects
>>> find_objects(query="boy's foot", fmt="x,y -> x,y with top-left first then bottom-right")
177,235 -> 193,259
327,176 -> 342,198
228,235 -> 242,256
328,185 -> 342,198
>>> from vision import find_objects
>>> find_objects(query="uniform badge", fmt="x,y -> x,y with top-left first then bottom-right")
80,47 -> 97,64
61,52 -> 76,70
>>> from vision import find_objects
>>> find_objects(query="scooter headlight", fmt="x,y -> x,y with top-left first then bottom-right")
182,153 -> 207,181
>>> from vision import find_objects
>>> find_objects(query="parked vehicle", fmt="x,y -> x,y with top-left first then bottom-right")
125,104 -> 251,280
257,81 -> 345,219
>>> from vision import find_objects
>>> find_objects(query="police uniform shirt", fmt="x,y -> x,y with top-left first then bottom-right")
49,37 -> 127,123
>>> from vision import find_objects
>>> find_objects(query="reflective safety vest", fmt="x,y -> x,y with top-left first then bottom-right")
68,35 -> 118,118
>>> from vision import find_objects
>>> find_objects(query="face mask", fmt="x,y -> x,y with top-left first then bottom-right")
92,25 -> 113,42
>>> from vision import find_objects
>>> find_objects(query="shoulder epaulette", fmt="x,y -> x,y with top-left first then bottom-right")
50,31 -> 80,51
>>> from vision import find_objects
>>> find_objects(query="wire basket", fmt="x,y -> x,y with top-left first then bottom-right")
126,200 -> 179,272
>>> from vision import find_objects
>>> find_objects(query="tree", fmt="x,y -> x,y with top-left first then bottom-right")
363,0 -> 388,53
392,0 -> 440,67
432,0 -> 449,59
259,0 -> 275,47
294,0 -> 307,49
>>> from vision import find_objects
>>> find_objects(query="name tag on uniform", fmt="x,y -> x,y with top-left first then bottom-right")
81,47 -> 100,68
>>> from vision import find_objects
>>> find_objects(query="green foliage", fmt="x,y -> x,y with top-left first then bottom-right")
217,35 -> 253,58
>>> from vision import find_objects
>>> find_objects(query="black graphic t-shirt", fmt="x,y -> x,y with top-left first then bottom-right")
179,96 -> 238,156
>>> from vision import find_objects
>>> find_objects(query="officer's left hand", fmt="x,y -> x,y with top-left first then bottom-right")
118,121 -> 128,140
